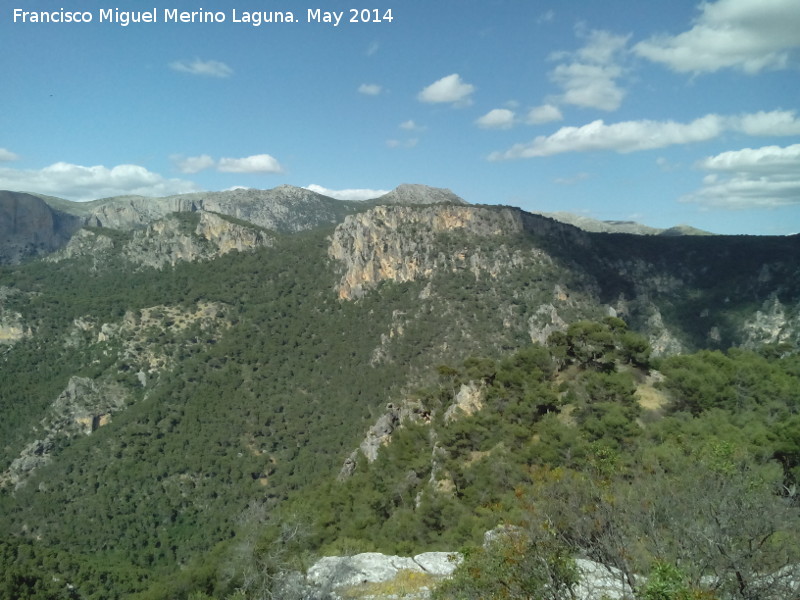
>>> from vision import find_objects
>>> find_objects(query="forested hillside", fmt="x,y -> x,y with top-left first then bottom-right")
0,186 -> 799,599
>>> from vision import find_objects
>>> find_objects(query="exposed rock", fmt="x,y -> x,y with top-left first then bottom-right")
374,184 -> 466,206
49,211 -> 273,268
0,289 -> 30,346
0,191 -> 81,264
1,377 -> 128,489
328,204 -> 533,300
76,185 -> 355,233
573,558 -> 636,600
307,551 -> 461,589
742,295 -> 800,349
443,382 -> 484,423
359,404 -> 402,462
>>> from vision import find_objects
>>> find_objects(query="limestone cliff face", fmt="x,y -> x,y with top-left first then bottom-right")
50,210 -> 273,268
328,204 -> 532,300
0,191 -> 81,263
80,185 -> 351,232
125,211 -> 273,268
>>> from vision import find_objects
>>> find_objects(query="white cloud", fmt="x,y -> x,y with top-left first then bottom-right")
169,58 -> 233,78
173,154 -> 215,174
217,154 -> 284,173
0,148 -> 19,161
683,143 -> 800,208
490,114 -> 724,159
550,30 -> 630,112
634,0 -> 800,74
304,184 -> 389,201
730,109 -> 800,136
526,104 -> 563,124
475,108 -> 516,129
358,83 -> 382,96
400,120 -> 425,131
489,109 -> 800,160
366,41 -> 380,57
417,73 -> 475,105
0,162 -> 201,201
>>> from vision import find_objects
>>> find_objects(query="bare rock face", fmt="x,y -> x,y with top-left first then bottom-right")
373,184 -> 466,206
328,205 -> 528,300
0,191 -> 81,263
742,295 -> 800,349
81,185 -> 351,232
443,382 -> 484,423
50,211 -> 273,268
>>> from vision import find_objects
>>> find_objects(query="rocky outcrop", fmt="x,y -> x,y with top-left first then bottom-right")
308,551 -> 460,588
79,185 -> 355,233
49,211 -> 273,268
373,184 -> 466,206
304,546 -> 635,600
443,382 -> 484,423
124,211 -> 273,268
741,296 -> 800,349
0,287 -> 30,346
1,377 -> 128,489
328,205 -> 538,300
0,191 -> 81,263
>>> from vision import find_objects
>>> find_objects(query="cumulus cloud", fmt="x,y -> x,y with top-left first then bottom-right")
682,143 -> 800,208
475,108 -> 516,129
173,154 -> 215,174
358,83 -> 382,96
489,109 -> 800,160
0,162 -> 201,201
526,104 -> 563,124
304,184 -> 389,200
172,153 -> 284,174
730,109 -> 800,136
634,0 -> 800,73
217,154 -> 284,173
169,58 -> 233,78
489,114 -> 724,159
550,30 -> 630,112
417,73 -> 475,106
0,148 -> 19,161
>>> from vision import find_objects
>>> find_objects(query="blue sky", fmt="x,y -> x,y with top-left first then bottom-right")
1,0 -> 799,234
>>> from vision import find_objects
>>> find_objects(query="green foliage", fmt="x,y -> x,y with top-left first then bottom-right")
432,526 -> 577,600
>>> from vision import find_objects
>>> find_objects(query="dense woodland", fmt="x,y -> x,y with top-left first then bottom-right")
1,211 -> 799,600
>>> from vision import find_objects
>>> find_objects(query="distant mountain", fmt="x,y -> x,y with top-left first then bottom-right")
533,211 -> 714,236
0,191 -> 82,263
1,182 -> 799,599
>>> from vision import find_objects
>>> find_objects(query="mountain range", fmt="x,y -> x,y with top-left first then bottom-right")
1,183 -> 799,599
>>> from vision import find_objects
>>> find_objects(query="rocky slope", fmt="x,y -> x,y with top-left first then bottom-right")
48,210 -> 273,268
328,203 -> 800,353
0,191 -> 82,263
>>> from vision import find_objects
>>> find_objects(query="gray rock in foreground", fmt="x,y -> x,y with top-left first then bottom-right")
307,551 -> 460,590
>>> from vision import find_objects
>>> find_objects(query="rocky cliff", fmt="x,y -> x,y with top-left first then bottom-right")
48,210 -> 273,268
328,204 -> 549,300
0,191 -> 82,263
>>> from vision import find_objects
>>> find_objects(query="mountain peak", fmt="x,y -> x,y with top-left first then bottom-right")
376,184 -> 466,206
